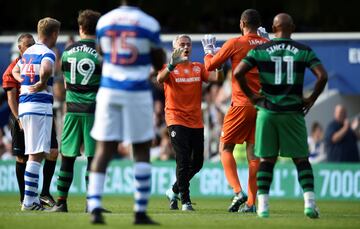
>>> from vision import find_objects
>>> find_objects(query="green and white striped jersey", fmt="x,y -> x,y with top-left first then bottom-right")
243,38 -> 321,112
61,39 -> 101,114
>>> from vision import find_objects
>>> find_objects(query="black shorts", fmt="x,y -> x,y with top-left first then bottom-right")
9,114 -> 58,156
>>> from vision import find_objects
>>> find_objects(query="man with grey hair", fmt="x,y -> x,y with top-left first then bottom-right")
157,34 -> 224,211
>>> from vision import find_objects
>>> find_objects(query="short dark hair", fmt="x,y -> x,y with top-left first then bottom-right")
78,9 -> 101,35
17,33 -> 35,47
241,9 -> 261,29
311,122 -> 322,133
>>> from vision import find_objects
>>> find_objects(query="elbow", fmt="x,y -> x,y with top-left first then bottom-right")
156,74 -> 164,84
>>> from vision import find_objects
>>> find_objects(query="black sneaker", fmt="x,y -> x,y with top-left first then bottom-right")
85,205 -> 112,213
134,212 -> 159,225
49,203 -> 68,212
228,191 -> 248,212
90,208 -> 105,224
39,194 -> 56,207
165,188 -> 179,210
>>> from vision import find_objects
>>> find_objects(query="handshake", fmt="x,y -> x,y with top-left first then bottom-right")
201,34 -> 221,55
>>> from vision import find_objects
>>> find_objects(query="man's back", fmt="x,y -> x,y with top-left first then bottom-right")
243,38 -> 321,112
96,6 -> 162,92
18,43 -> 55,115
61,39 -> 101,114
205,34 -> 267,106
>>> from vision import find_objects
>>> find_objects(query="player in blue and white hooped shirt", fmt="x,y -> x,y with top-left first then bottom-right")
12,17 -> 61,211
87,0 -> 165,225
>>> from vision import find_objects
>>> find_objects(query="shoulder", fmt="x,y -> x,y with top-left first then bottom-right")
290,40 -> 312,51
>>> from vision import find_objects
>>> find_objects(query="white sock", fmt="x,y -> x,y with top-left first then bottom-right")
87,172 -> 106,212
24,161 -> 41,206
257,194 -> 269,213
134,162 -> 151,212
304,191 -> 315,208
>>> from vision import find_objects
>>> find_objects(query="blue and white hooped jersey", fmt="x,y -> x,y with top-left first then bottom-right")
17,43 -> 55,117
96,6 -> 162,91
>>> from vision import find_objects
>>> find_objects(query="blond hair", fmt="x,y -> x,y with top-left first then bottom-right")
37,17 -> 61,37
172,34 -> 191,48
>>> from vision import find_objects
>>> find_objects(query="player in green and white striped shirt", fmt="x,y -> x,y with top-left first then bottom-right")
234,13 -> 328,219
50,9 -> 102,213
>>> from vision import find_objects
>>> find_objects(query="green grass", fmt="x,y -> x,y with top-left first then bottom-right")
0,195 -> 359,228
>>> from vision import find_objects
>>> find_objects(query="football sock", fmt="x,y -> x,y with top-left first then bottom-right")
87,172 -> 105,212
294,160 -> 316,208
16,161 -> 27,203
221,150 -> 242,193
303,191 -> 316,209
247,159 -> 259,206
258,194 -> 269,213
24,161 -> 41,206
295,160 -> 314,193
134,162 -> 151,213
57,156 -> 76,203
257,161 -> 275,195
41,159 -> 56,196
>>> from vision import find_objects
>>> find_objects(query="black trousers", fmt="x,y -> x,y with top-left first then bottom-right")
168,125 -> 204,203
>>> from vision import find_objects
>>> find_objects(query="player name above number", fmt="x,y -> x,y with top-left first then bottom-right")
67,45 -> 98,58
266,43 -> 299,55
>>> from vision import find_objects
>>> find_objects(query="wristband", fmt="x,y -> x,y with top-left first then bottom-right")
167,63 -> 175,72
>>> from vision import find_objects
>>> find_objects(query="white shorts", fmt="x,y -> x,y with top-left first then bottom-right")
20,114 -> 52,155
91,88 -> 154,143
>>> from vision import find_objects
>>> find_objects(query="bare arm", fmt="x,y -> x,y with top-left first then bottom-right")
11,65 -> 22,82
302,64 -> 328,114
29,59 -> 53,93
331,119 -> 350,143
7,88 -> 19,118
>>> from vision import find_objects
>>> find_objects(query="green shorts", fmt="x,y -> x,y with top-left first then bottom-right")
255,108 -> 309,158
61,113 -> 95,157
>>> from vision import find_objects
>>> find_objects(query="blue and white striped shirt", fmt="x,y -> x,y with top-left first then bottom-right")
96,6 -> 162,91
17,43 -> 55,117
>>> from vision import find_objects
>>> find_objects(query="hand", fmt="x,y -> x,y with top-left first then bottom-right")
257,26 -> 269,39
17,118 -> 23,130
201,34 -> 216,55
343,119 -> 350,130
351,117 -> 359,131
28,81 -> 47,93
302,97 -> 315,115
250,94 -> 265,106
169,48 -> 187,66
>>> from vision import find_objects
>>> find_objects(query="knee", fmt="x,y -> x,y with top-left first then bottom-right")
46,149 -> 59,161
16,155 -> 28,163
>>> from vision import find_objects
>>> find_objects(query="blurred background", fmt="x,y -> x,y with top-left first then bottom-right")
0,0 -> 359,161
1,0 -> 360,34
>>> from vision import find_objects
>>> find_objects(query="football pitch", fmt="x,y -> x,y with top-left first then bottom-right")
0,195 -> 359,229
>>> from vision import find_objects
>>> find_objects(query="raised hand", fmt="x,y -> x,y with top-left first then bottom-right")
257,26 -> 270,40
169,48 -> 187,66
201,34 -> 216,55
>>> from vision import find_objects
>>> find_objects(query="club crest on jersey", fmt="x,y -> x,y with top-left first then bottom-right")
184,69 -> 189,74
193,66 -> 201,73
174,69 -> 180,74
171,130 -> 176,137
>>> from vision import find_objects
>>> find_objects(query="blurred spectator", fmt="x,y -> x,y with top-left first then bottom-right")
325,104 -> 360,162
65,35 -> 75,49
308,122 -> 326,163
